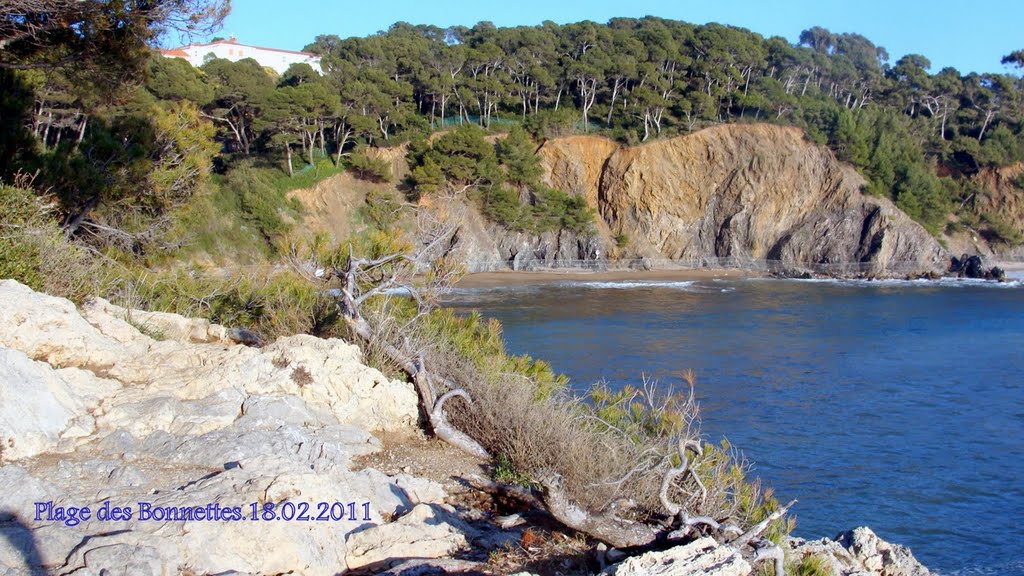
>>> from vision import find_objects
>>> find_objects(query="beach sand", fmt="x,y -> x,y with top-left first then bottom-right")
455,268 -> 761,288
995,261 -> 1024,272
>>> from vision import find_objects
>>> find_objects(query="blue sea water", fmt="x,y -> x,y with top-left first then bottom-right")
443,274 -> 1024,575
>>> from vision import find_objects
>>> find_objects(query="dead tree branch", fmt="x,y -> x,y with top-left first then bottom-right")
730,499 -> 797,548
752,538 -> 786,576
430,389 -> 490,459
536,472 -> 660,549
461,474 -> 546,510
659,438 -> 704,516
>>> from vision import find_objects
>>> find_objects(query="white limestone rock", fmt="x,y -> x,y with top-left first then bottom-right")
344,503 -> 474,572
0,280 -> 449,575
602,537 -> 752,576
0,347 -> 77,460
788,527 -> 932,576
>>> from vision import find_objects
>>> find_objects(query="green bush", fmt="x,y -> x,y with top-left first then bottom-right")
793,553 -> 831,576
116,266 -> 340,339
980,212 -> 1024,247
363,189 -> 404,230
347,149 -> 393,183
479,185 -> 595,235
522,106 -> 581,139
0,185 -> 110,301
218,162 -> 304,248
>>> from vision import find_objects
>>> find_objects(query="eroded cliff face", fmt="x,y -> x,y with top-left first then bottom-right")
976,162 -> 1024,221
540,125 -> 949,275
974,162 -> 1024,259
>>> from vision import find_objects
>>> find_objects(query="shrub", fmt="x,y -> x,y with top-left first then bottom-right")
113,267 -> 340,339
212,161 -> 311,250
479,186 -> 595,235
363,189 -> 403,230
347,149 -> 393,183
793,553 -> 831,576
980,212 -> 1024,247
522,106 -> 581,139
0,184 -> 111,301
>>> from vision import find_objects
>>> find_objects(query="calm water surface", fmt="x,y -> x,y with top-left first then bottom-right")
443,276 -> 1024,575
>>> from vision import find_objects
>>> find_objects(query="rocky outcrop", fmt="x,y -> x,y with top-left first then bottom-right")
973,162 -> 1024,260
345,503 -> 474,571
598,528 -> 932,576
432,197 -> 605,272
0,279 -> 466,576
539,125 -> 950,277
949,253 -> 1007,280
601,537 -> 751,576
789,527 -> 932,576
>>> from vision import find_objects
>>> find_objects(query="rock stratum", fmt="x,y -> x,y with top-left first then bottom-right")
0,279 -> 934,575
537,125 -> 949,276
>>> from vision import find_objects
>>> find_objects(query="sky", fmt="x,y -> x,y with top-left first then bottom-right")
211,0 -> 1023,75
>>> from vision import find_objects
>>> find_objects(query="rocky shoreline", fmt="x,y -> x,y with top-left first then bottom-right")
0,279 -> 934,575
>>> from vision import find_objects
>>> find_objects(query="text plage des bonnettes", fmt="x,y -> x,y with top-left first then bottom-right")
33,500 -> 371,526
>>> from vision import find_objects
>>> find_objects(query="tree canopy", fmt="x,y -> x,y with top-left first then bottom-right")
4,13 -> 1024,247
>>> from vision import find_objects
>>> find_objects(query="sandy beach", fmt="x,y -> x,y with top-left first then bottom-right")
455,267 -> 761,288
995,261 -> 1024,272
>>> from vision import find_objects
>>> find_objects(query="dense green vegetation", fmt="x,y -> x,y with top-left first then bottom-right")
6,15 -> 1024,253
300,18 -> 1024,236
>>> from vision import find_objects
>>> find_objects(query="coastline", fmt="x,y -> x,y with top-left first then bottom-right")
456,258 -> 1024,288
995,260 -> 1024,272
455,267 -> 762,288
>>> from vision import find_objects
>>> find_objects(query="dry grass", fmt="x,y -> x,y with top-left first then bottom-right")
397,310 -> 771,528
290,365 -> 313,388
0,184 -> 117,302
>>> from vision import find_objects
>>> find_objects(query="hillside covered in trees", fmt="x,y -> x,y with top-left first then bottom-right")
3,14 -> 1024,263
302,18 -> 1024,240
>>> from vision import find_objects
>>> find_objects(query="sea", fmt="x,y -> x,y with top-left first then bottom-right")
442,272 -> 1024,576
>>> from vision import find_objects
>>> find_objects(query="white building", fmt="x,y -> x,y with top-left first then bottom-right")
160,37 -> 322,75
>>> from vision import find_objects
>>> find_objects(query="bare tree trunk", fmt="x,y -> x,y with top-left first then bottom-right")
607,77 -> 623,125
73,114 -> 87,150
537,473 -> 660,549
977,109 -> 996,142
64,195 -> 100,237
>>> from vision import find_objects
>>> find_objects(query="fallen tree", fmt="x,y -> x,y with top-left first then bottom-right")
289,218 -> 796,573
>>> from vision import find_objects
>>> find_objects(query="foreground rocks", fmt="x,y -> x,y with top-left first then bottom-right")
601,537 -> 751,576
789,527 -> 932,576
0,279 -> 453,575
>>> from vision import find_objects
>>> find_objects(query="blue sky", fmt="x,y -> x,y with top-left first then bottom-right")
213,0 -> 1022,75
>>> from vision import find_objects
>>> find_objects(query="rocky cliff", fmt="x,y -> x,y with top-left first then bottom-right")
435,197 -> 604,272
539,125 -> 950,276
974,162 -> 1024,260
